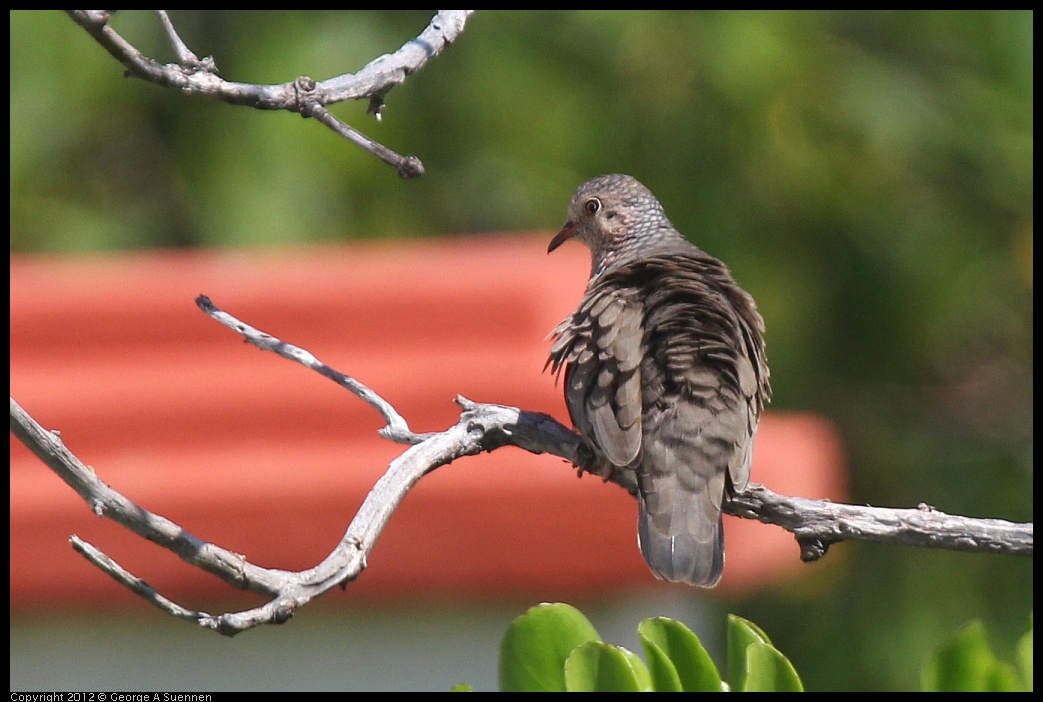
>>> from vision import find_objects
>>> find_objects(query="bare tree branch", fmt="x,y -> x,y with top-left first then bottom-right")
9,297 -> 1032,636
726,486 -> 1034,562
64,10 -> 474,178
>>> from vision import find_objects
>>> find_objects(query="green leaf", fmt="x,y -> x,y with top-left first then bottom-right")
638,616 -> 723,691
563,641 -> 649,692
619,646 -> 654,692
727,613 -> 772,690
638,627 -> 683,692
499,602 -> 602,692
447,683 -> 473,691
742,642 -> 805,692
922,620 -> 1022,692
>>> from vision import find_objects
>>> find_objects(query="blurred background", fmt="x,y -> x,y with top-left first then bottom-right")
10,10 -> 1032,691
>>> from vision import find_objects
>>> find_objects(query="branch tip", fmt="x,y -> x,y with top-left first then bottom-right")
398,155 -> 424,179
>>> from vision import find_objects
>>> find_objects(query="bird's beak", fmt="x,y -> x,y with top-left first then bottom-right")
548,222 -> 577,253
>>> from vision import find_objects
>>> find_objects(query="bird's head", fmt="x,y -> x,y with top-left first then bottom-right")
549,174 -> 679,277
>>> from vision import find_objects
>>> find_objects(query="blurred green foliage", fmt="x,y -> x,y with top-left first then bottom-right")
9,10 -> 1032,691
922,615 -> 1033,692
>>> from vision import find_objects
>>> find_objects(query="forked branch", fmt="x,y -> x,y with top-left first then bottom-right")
65,10 -> 473,177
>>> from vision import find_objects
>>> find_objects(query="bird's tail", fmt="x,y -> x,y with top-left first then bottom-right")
637,494 -> 725,587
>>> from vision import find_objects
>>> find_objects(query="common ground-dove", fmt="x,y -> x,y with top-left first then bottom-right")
546,174 -> 770,587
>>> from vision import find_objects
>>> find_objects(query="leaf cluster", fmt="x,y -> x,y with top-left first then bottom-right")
496,603 -> 802,692
476,603 -> 1032,692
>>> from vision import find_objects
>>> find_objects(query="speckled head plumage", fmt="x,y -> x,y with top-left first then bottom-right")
548,174 -> 689,278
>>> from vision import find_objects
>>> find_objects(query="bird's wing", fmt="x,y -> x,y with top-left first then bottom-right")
547,284 -> 643,468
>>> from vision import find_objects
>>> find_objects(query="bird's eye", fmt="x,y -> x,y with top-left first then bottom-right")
583,198 -> 602,216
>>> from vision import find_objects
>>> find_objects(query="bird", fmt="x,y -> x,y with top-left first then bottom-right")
545,174 -> 770,587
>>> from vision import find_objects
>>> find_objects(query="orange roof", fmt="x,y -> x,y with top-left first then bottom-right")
10,234 -> 846,611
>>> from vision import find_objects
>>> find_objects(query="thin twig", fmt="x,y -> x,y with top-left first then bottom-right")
194,295 -> 430,444
154,10 -> 202,67
303,101 -> 424,178
71,536 -> 214,623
